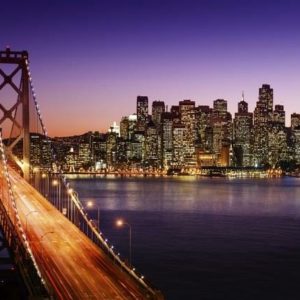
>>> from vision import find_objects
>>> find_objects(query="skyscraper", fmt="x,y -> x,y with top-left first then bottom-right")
195,105 -> 212,151
145,120 -> 160,167
136,96 -> 148,131
152,101 -> 165,130
233,95 -> 253,166
259,84 -> 273,114
179,100 -> 197,166
211,99 -> 232,166
291,113 -> 300,129
253,84 -> 274,166
162,112 -> 173,168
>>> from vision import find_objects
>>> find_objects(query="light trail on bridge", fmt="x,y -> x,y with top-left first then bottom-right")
6,166 -> 158,300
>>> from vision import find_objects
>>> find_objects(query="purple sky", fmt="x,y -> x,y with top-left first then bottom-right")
1,0 -> 300,136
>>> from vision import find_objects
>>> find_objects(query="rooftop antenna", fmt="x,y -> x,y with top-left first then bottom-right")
242,91 -> 245,102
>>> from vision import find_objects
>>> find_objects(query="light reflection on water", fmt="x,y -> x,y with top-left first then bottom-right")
68,176 -> 300,299
69,176 -> 300,217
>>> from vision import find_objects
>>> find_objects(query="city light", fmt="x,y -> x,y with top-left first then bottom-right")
116,219 -> 124,227
87,200 -> 93,208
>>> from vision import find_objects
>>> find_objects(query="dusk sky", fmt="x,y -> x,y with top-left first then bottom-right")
1,0 -> 300,136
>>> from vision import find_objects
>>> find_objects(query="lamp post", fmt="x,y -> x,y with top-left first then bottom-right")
52,179 -> 60,209
87,200 -> 100,229
116,219 -> 132,266
68,188 -> 81,226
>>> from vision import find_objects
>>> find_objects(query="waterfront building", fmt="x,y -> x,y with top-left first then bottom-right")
78,143 -> 91,169
161,112 -> 173,168
179,100 -> 197,166
130,131 -> 145,166
145,121 -> 160,167
211,99 -> 232,166
106,132 -> 117,168
91,133 -> 107,165
268,124 -> 288,166
195,105 -> 212,151
30,133 -> 52,169
292,127 -> 300,164
116,138 -> 128,167
172,123 -> 188,167
65,147 -> 78,172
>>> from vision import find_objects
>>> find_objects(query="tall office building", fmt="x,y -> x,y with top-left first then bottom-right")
213,99 -> 227,119
106,132 -> 117,168
179,100 -> 197,166
253,84 -> 274,166
291,113 -> 300,129
145,121 -> 160,167
152,101 -> 165,129
162,112 -> 173,168
120,116 -> 129,140
259,84 -> 273,114
172,123 -> 188,167
196,105 -> 212,151
211,99 -> 232,166
136,96 -> 148,131
233,97 -> 253,166
272,105 -> 285,125
171,105 -> 180,124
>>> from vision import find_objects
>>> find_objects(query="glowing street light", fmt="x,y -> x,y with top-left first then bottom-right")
116,218 -> 132,266
52,179 -> 58,186
51,179 -> 61,210
86,200 -> 100,229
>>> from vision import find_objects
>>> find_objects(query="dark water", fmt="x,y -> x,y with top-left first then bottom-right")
68,176 -> 300,300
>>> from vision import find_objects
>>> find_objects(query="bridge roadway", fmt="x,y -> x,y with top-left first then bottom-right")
6,167 -> 156,300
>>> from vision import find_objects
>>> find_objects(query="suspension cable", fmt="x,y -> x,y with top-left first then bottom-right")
24,59 -> 157,296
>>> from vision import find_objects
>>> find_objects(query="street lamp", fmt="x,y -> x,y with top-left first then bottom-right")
86,200 -> 100,229
52,179 -> 60,210
116,218 -> 132,267
67,188 -> 79,225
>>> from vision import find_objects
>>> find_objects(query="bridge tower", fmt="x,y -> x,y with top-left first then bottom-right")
0,47 -> 30,180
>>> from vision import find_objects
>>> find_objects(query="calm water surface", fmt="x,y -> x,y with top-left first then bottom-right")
68,176 -> 300,300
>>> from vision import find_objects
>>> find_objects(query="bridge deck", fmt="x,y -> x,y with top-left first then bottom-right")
8,167 -> 154,300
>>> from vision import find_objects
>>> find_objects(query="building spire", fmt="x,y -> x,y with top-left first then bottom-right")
242,91 -> 245,102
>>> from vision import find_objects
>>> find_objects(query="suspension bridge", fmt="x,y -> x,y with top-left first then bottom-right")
0,48 -> 163,299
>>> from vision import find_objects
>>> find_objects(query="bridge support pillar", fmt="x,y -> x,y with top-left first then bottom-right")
0,48 -> 31,180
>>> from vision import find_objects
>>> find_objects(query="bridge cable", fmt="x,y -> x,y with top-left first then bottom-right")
25,60 -> 158,296
0,131 -> 48,289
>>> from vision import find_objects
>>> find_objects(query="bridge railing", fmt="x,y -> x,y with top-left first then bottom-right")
30,169 -> 160,298
22,56 -> 162,298
0,132 -> 48,298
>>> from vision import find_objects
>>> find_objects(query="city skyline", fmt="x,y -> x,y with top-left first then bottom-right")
1,0 -> 300,136
27,83 -> 300,173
